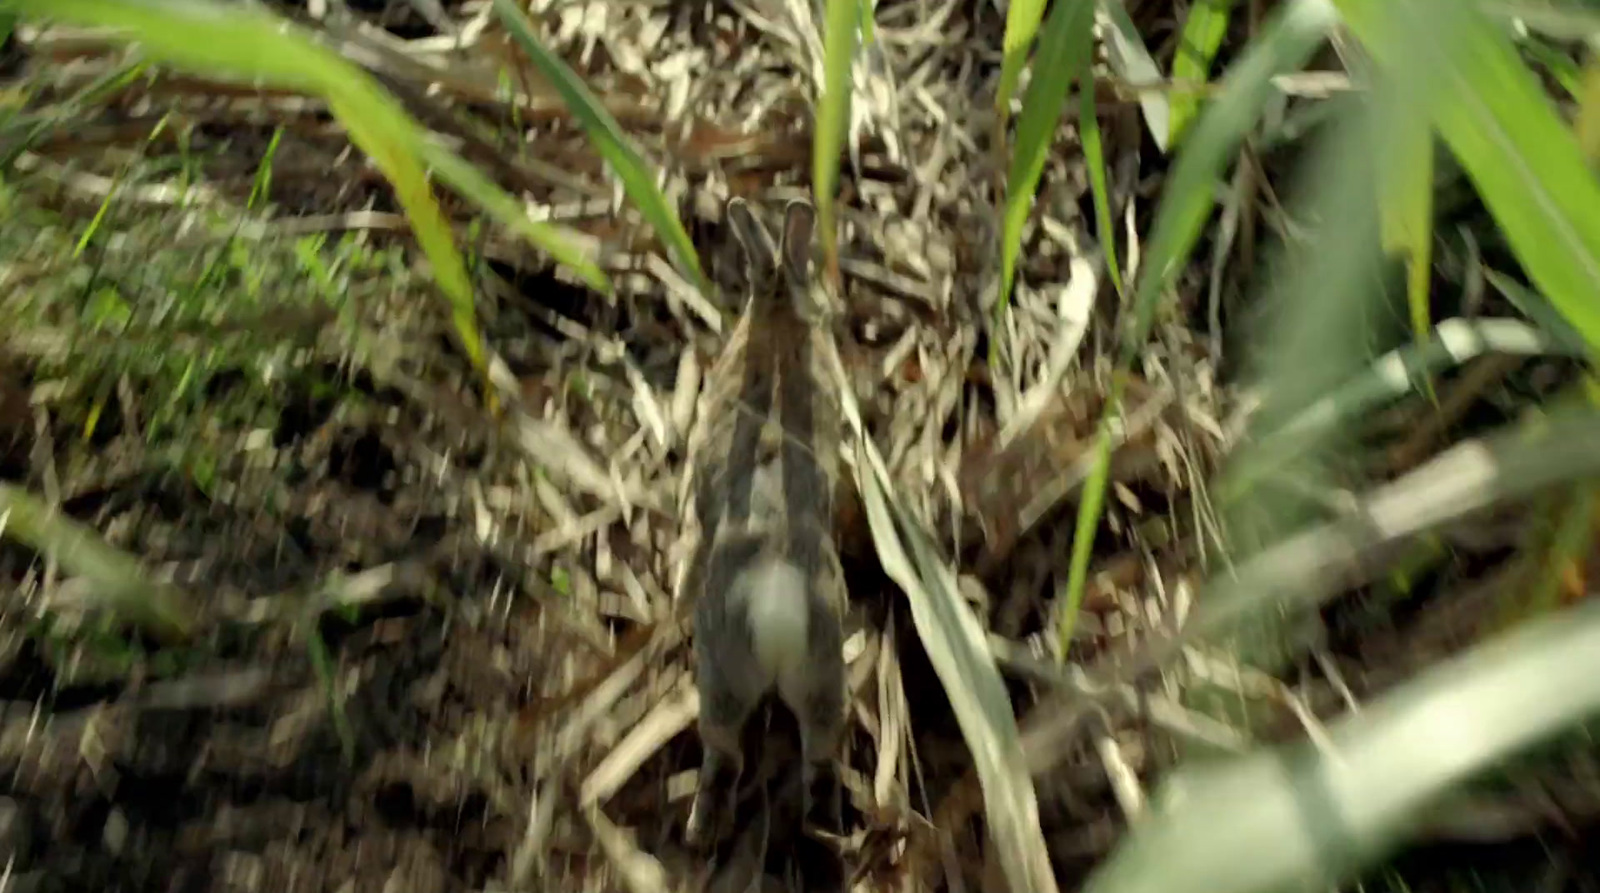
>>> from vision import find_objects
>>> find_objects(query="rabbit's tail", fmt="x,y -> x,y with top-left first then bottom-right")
736,555 -> 812,687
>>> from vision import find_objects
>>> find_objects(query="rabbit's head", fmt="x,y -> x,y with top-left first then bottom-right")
725,196 -> 816,318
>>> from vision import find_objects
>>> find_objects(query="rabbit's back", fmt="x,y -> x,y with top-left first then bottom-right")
674,211 -> 846,624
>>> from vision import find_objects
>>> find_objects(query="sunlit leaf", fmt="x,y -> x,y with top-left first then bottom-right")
996,0 -> 1048,124
1169,0 -> 1240,148
814,0 -> 860,290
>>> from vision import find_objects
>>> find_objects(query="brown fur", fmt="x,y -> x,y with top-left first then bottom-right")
678,197 -> 849,848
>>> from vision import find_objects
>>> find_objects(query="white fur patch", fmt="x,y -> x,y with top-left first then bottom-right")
737,556 -> 810,691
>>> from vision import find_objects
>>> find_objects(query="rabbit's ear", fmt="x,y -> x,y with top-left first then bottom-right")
779,198 -> 815,284
726,196 -> 777,285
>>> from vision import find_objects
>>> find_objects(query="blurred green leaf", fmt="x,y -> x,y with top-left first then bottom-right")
1080,72 -> 1124,298
0,483 -> 198,643
1486,266 -> 1592,352
492,0 -> 705,295
999,0 -> 1095,324
1334,0 -> 1600,358
1083,597 -> 1600,893
815,0 -> 860,291
86,286 -> 132,328
1228,316 -> 1590,504
1375,80 -> 1436,357
1481,0 -> 1600,41
1211,94 -> 1393,678
1025,405 -> 1600,833
1169,0 -> 1240,148
1577,54 -> 1600,161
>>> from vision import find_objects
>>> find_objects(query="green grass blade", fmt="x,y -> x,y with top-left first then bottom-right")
845,419 -> 1060,893
1486,266 -> 1592,353
1119,0 -> 1333,361
1055,375 -> 1116,656
1520,34 -> 1585,100
247,125 -> 285,211
1168,0 -> 1240,149
1055,0 -> 1333,645
814,0 -> 860,290
999,0 -> 1096,321
491,0 -> 706,295
0,483 -> 199,644
1333,0 -> 1600,356
305,625 -> 355,765
420,142 -> 609,293
1079,71 -> 1124,298
996,0 -> 1048,124
0,56 -> 150,170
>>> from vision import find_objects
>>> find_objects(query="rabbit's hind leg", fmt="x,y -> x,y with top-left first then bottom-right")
689,677 -> 757,849
688,728 -> 747,847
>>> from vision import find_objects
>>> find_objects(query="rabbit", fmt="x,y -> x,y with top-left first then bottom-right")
678,196 -> 849,849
